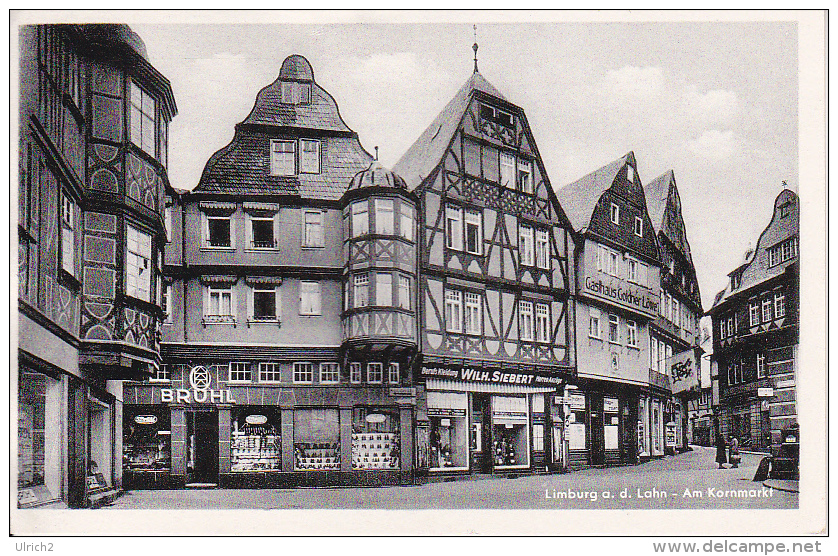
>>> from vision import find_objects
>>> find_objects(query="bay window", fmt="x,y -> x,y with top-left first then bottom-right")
367,363 -> 383,384
388,363 -> 400,384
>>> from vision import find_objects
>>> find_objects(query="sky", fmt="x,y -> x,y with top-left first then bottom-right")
131,16 -> 798,310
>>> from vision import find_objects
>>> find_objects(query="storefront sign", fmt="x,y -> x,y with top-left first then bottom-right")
603,398 -> 619,413
584,275 -> 659,316
420,364 -> 563,387
428,407 -> 466,417
390,387 -> 417,397
366,414 -> 386,424
569,393 -> 586,410
666,350 -> 699,394
134,415 -> 158,425
160,365 -> 237,404
246,414 -> 267,425
758,387 -> 774,397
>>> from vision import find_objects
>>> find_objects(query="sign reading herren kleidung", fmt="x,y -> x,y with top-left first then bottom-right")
421,364 -> 563,388
584,275 -> 659,317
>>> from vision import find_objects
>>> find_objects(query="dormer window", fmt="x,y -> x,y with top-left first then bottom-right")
271,140 -> 295,176
280,81 -> 312,105
731,272 -> 741,290
779,201 -> 793,218
480,104 -> 513,128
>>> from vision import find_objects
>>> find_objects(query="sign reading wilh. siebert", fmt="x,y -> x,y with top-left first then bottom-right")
421,364 -> 563,387
584,275 -> 659,317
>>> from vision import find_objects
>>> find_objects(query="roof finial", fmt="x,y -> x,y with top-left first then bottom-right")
472,25 -> 479,73
374,146 -> 379,161
782,179 -> 788,190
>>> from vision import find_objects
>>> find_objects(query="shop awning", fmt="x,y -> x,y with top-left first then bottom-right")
426,379 -> 556,395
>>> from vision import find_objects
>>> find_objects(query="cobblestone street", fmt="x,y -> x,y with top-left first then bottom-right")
106,446 -> 797,510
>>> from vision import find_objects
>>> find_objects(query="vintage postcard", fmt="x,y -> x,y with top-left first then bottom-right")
9,9 -> 826,539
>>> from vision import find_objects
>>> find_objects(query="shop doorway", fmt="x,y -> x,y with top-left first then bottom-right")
590,404 -> 605,466
186,409 -> 218,485
470,394 -> 492,474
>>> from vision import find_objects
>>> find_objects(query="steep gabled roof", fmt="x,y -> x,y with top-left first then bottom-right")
555,152 -> 633,232
644,169 -> 672,234
393,71 -> 507,190
708,188 -> 799,313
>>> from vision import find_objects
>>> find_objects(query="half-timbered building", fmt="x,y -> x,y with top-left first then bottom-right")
18,24 -> 176,507
557,152 -> 662,467
644,170 -> 703,452
393,67 -> 576,476
707,188 -> 799,453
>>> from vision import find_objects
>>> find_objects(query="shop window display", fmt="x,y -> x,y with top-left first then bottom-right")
427,391 -> 469,470
123,407 -> 171,472
492,396 -> 529,468
294,409 -> 340,470
351,407 -> 400,470
231,408 -> 280,472
18,371 -> 46,488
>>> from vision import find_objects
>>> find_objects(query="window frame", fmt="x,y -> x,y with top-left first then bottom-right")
399,202 -> 414,242
608,314 -> 620,344
535,228 -> 550,269
774,291 -> 786,318
518,158 -> 533,194
376,272 -> 393,307
500,151 -> 516,189
749,301 -> 760,327
129,80 -> 157,157
354,273 -> 370,308
445,290 -> 463,333
588,308 -> 602,339
464,209 -> 483,255
205,284 -> 235,324
150,364 -> 171,383
299,281 -> 322,316
249,214 -> 276,250
398,274 -> 411,310
228,362 -> 252,383
375,198 -> 395,236
125,224 -> 152,302
270,139 -> 296,176
206,214 -> 233,249
293,362 -> 314,384
259,362 -> 282,383
367,362 -> 383,384
634,216 -> 643,237
519,300 -> 534,342
299,139 -> 321,174
610,203 -> 620,225
161,282 -> 172,324
446,205 -> 463,251
60,191 -> 76,277
351,200 -> 369,237
756,353 -> 766,379
251,285 -> 279,322
350,362 -> 362,384
319,362 -> 340,384
535,302 -> 550,344
762,297 -> 772,323
626,320 -> 638,348
388,362 -> 400,384
519,224 -> 535,267
301,209 -> 324,248
463,291 -> 482,335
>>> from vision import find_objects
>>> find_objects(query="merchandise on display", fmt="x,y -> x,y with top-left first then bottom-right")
231,421 -> 280,472
351,432 -> 400,469
294,442 -> 340,470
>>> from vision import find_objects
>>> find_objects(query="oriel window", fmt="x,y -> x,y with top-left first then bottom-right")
130,81 -> 156,156
352,200 -> 369,237
376,273 -> 392,306
354,274 -> 369,308
126,224 -> 152,302
375,199 -> 395,235
398,275 -> 411,310
399,203 -> 414,241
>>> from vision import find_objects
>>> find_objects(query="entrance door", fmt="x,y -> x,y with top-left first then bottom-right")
590,395 -> 605,466
186,409 -> 218,484
470,394 -> 492,473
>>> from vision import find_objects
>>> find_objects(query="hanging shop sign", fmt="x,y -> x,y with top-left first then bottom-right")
583,275 -> 659,317
569,393 -> 586,410
603,398 -> 619,413
160,366 -> 237,404
246,415 -> 267,425
665,350 -> 699,394
420,363 -> 563,387
134,415 -> 158,425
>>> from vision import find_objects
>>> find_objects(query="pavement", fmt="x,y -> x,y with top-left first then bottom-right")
105,445 -> 798,510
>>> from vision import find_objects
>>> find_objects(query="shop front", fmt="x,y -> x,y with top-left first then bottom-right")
122,362 -> 415,489
416,361 -> 564,478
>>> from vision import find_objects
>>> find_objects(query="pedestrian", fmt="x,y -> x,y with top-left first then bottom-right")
729,436 -> 740,468
715,432 -> 727,469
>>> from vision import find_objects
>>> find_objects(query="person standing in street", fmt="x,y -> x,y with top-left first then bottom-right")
715,432 -> 727,469
728,436 -> 740,468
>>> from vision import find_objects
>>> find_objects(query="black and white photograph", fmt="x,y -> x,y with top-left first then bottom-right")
10,9 -> 826,541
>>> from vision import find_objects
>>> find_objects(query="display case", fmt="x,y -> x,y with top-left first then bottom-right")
294,409 -> 340,470
351,408 -> 400,470
231,409 -> 280,472
123,407 -> 171,472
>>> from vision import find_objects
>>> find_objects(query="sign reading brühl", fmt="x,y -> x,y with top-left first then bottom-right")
421,364 -> 563,388
160,365 -> 237,404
